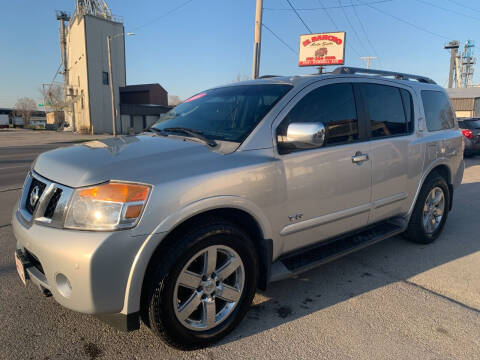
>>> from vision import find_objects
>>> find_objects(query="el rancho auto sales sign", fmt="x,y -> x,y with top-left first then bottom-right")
299,32 -> 346,67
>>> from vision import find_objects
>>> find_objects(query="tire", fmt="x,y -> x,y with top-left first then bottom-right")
142,217 -> 258,349
404,172 -> 450,244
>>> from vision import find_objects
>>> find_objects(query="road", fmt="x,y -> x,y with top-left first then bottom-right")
0,129 -> 108,191
0,130 -> 479,359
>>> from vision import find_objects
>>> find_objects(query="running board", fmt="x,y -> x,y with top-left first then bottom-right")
270,221 -> 405,282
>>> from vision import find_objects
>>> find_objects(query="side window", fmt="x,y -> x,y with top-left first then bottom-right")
362,83 -> 409,138
421,90 -> 455,131
278,83 -> 359,148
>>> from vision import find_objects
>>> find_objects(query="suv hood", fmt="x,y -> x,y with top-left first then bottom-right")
33,134 -> 240,188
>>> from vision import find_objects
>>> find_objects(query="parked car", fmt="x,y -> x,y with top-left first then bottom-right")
458,118 -> 480,157
0,114 -> 9,128
13,67 -> 464,349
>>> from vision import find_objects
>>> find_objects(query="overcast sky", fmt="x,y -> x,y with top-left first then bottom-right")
1,0 -> 480,108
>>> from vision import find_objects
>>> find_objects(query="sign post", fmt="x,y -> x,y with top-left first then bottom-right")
299,32 -> 346,68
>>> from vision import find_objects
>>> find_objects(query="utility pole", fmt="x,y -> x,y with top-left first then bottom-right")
360,56 -> 377,69
107,35 -> 116,136
252,0 -> 263,79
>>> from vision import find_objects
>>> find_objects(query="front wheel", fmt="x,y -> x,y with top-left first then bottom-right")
143,219 -> 258,349
404,173 -> 450,244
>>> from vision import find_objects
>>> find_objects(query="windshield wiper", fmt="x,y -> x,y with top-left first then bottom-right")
163,127 -> 217,147
146,127 -> 168,136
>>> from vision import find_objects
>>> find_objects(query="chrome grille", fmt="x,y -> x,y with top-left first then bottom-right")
18,172 -> 74,228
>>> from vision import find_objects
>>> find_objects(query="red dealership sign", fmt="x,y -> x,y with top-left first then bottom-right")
299,32 -> 346,67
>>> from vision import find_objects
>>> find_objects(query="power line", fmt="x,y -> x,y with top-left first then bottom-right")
445,0 -> 480,13
316,0 -> 362,58
131,0 -> 196,31
317,0 -> 339,29
416,0 -> 480,22
350,0 -> 383,66
337,0 -> 370,55
358,0 -> 450,40
262,23 -> 298,55
285,0 -> 313,33
264,0 -> 394,11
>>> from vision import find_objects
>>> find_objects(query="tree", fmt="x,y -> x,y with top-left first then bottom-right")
14,97 -> 37,126
168,95 -> 182,106
39,85 -> 67,112
234,74 -> 250,82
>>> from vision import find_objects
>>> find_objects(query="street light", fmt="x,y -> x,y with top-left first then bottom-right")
107,31 -> 135,136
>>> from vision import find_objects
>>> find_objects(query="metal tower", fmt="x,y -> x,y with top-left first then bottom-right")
445,41 -> 459,88
445,40 -> 476,88
73,0 -> 113,20
460,40 -> 475,88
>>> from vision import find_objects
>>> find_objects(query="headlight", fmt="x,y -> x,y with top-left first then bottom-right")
64,182 -> 151,231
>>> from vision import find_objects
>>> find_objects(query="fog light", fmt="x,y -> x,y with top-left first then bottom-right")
55,273 -> 72,298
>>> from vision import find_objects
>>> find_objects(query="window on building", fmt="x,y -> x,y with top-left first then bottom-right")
362,84 -> 409,138
421,90 -> 455,131
278,83 -> 359,149
102,71 -> 109,85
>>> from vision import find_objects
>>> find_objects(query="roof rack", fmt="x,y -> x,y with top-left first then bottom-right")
332,67 -> 436,84
258,75 -> 280,79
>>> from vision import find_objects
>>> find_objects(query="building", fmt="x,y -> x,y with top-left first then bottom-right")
119,84 -> 171,133
447,87 -> 480,118
65,1 -> 125,134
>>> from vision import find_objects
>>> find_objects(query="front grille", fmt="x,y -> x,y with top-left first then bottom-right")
25,178 -> 46,215
44,188 -> 63,218
24,249 -> 44,275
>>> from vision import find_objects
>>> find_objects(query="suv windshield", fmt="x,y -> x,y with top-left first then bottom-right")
151,84 -> 292,142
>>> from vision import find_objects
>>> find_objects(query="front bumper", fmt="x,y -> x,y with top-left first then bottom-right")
12,208 -> 146,315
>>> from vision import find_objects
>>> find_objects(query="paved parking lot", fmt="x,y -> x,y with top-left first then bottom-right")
0,131 -> 479,359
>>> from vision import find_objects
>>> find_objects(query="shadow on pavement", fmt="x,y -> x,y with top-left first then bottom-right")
222,177 -> 480,343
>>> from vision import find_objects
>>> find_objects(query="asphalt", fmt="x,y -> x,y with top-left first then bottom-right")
0,130 -> 479,359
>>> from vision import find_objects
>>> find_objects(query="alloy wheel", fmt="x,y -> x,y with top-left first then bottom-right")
173,245 -> 245,331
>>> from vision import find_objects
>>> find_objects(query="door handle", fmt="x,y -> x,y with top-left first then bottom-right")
352,152 -> 369,164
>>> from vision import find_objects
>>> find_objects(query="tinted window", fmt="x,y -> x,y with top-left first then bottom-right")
102,71 -> 109,85
463,119 -> 480,129
153,84 -> 292,142
362,84 -> 408,138
421,90 -> 455,131
278,83 -> 358,146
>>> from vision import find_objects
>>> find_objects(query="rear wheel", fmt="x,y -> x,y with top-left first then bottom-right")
142,218 -> 258,349
404,173 -> 450,244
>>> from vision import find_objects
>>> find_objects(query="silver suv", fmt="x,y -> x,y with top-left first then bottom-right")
13,67 -> 464,349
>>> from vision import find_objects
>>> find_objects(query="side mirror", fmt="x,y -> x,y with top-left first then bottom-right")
279,122 -> 326,149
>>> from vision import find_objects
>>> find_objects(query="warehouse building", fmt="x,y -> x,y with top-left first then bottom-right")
446,88 -> 480,119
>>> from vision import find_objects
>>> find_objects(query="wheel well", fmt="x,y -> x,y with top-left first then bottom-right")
141,208 -> 271,305
427,164 -> 454,210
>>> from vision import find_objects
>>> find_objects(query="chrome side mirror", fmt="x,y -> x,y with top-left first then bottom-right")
279,122 -> 326,149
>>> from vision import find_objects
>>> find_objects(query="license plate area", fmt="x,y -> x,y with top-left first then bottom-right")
15,250 -> 28,286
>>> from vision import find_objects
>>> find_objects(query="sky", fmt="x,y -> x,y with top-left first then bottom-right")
1,0 -> 480,108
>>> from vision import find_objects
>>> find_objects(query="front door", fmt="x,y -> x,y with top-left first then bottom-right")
275,81 -> 372,253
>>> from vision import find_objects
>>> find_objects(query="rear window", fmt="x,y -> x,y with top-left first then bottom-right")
462,119 -> 480,129
421,90 -> 455,131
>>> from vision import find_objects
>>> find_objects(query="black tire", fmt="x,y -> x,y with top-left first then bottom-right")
142,217 -> 258,350
404,172 -> 450,244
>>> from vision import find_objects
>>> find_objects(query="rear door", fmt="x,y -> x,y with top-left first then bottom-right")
358,82 -> 422,222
